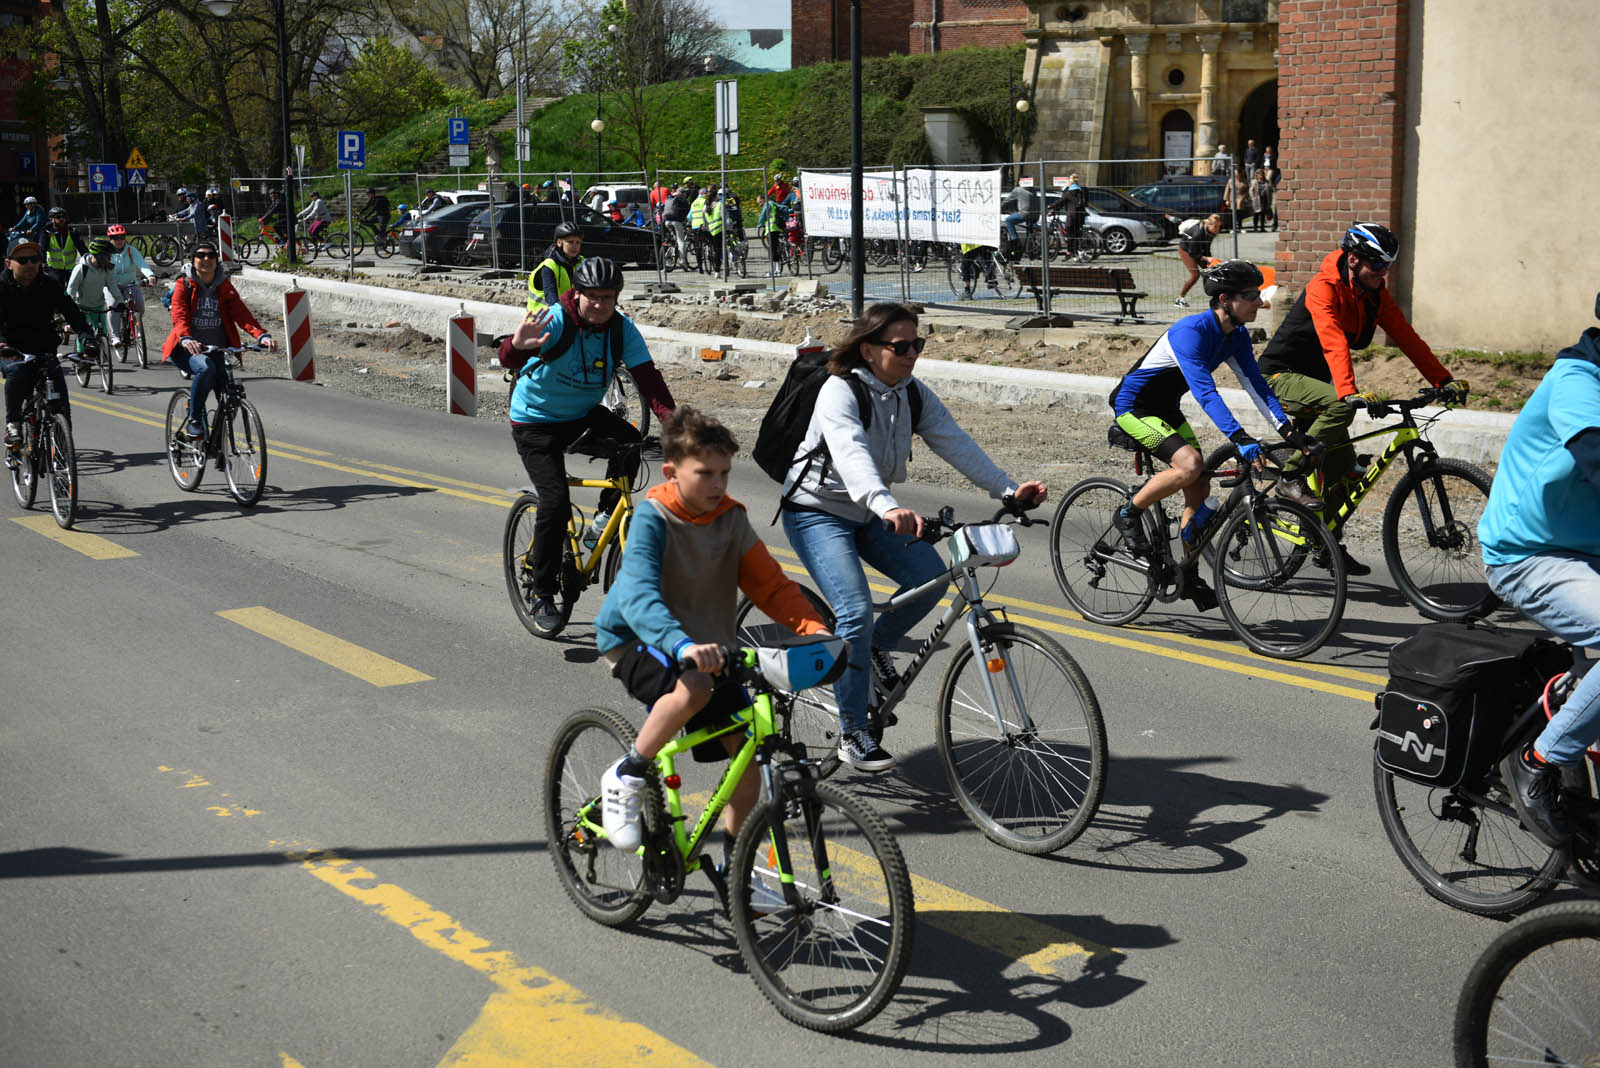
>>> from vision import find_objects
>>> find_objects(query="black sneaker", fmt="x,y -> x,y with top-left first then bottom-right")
1338,545 -> 1372,577
1277,477 -> 1324,511
838,729 -> 896,773
530,595 -> 563,635
870,647 -> 901,698
1506,744 -> 1575,848
1189,577 -> 1219,612
1113,504 -> 1151,554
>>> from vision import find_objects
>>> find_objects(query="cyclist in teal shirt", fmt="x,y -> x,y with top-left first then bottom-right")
502,257 -> 676,634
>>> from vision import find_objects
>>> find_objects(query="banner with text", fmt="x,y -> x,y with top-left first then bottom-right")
799,168 -> 1001,246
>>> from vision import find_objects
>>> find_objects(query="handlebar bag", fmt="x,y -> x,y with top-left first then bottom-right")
948,523 -> 1021,570
1374,622 -> 1571,787
757,638 -> 848,692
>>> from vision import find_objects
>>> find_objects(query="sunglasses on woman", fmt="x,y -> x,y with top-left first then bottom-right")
874,337 -> 926,356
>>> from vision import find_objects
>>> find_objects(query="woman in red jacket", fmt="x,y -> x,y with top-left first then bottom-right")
163,239 -> 277,438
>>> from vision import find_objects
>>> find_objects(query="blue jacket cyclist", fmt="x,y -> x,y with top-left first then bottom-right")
1109,259 -> 1318,602
503,257 -> 676,635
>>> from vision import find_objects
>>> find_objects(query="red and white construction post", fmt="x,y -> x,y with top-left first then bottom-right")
282,282 -> 316,381
447,306 -> 476,416
217,212 -> 234,268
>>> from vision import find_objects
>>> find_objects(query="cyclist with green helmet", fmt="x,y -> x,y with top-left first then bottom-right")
66,237 -> 122,349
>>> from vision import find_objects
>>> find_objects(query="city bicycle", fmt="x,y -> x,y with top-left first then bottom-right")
736,499 -> 1108,855
544,638 -> 914,1032
68,317 -> 114,394
1294,386 -> 1497,621
948,248 -> 1022,300
4,352 -> 77,528
1049,438 -> 1347,659
110,294 -> 149,369
502,438 -> 648,639
1452,900 -> 1600,1068
237,221 -> 316,263
130,228 -> 182,267
346,221 -> 400,258
164,343 -> 269,506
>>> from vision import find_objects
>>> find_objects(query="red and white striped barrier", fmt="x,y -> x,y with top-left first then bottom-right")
282,283 -> 316,381
218,212 -> 234,267
447,310 -> 476,416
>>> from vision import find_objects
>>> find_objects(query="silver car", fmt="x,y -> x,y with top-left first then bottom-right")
1084,206 -> 1166,255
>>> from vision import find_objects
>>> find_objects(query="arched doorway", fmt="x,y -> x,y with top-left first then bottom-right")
1160,109 -> 1195,175
1238,80 -> 1279,168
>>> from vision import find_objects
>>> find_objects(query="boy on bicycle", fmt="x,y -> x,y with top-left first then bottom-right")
66,238 -> 121,350
593,406 -> 832,869
1110,259 -> 1317,608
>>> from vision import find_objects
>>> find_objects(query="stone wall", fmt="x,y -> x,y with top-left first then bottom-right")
790,0 -> 913,67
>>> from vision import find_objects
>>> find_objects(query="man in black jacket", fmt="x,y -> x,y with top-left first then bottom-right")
1,237 -> 92,446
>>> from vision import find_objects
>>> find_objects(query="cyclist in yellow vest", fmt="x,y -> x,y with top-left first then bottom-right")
688,188 -> 708,269
41,207 -> 86,286
527,222 -> 585,314
705,189 -> 724,273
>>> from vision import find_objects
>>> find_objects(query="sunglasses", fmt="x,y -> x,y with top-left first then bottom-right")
1360,259 -> 1392,273
874,336 -> 926,356
9,255 -> 41,264
1232,289 -> 1263,302
193,251 -> 218,259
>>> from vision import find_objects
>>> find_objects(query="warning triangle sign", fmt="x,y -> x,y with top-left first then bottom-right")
125,147 -> 148,170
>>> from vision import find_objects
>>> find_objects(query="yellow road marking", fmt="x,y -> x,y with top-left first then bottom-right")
217,606 -> 433,687
11,515 -> 139,559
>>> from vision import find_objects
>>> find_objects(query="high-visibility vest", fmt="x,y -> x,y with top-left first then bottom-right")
44,230 -> 77,271
706,202 -> 724,236
526,256 -> 579,313
688,195 -> 706,229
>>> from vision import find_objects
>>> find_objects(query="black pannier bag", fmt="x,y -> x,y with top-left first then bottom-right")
1374,622 -> 1572,788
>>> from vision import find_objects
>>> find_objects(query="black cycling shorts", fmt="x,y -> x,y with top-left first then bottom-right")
610,642 -> 750,763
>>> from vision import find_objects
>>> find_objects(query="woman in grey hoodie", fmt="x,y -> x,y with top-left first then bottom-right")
780,302 -> 1047,772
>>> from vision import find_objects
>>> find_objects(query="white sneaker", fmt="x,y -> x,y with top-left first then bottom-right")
1173,296 -> 1190,307
600,758 -> 645,852
837,729 -> 896,773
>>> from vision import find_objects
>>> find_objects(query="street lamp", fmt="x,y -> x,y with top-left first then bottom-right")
204,0 -> 295,263
1008,75 -> 1032,185
593,23 -> 617,180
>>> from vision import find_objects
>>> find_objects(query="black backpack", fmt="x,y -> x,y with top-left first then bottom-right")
751,349 -> 923,489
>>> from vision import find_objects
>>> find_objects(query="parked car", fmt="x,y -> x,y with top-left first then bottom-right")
466,202 -> 656,268
402,200 -> 497,263
1082,206 -> 1167,254
1082,186 -> 1178,240
1127,176 -> 1228,222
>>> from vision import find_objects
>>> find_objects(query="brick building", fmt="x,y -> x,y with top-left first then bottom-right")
790,0 -> 1025,67
0,0 -> 51,219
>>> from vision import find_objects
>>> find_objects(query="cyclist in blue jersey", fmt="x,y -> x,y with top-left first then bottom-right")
1109,259 -> 1318,606
502,257 -> 677,635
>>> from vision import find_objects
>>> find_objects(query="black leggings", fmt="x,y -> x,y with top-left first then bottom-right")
511,405 -> 643,596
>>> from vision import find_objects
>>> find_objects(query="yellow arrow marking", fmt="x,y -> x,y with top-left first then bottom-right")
217,607 -> 433,687
11,515 -> 139,559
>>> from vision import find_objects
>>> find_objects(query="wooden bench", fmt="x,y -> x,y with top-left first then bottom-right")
1012,264 -> 1148,323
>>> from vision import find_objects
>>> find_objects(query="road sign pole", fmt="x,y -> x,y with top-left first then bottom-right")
345,171 -> 354,280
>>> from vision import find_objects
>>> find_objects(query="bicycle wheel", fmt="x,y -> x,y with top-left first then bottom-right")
222,400 -> 268,506
1373,756 -> 1566,916
733,586 -> 841,761
10,414 -> 37,508
997,258 -> 1024,299
502,492 -> 574,637
936,622 -> 1107,853
132,311 -> 148,369
96,334 -> 113,394
374,230 -> 395,258
947,257 -> 973,299
544,707 -> 652,927
44,413 -> 77,529
231,237 -> 254,264
73,348 -> 91,388
1075,229 -> 1105,262
1454,900 -> 1600,1068
164,391 -> 205,491
603,370 -> 650,437
727,779 -> 914,1033
1212,496 -> 1346,659
1381,457 -> 1499,622
1048,477 -> 1158,625
735,244 -> 749,279
153,235 -> 180,266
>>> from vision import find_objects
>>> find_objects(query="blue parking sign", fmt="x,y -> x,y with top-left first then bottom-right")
88,163 -> 121,191
448,118 -> 469,145
17,151 -> 35,176
337,130 -> 366,171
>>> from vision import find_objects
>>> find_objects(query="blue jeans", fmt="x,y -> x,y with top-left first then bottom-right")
781,506 -> 948,735
1002,211 -> 1026,244
179,350 -> 226,431
1486,551 -> 1600,764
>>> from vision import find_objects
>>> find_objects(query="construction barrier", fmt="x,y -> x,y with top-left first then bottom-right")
218,212 -> 234,267
447,310 -> 476,416
282,283 -> 316,381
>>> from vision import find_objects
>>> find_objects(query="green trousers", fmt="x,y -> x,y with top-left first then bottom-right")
1267,372 -> 1358,479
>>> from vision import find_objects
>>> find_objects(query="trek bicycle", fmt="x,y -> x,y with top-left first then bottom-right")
163,343 -> 269,506
544,638 -> 915,1032
736,500 -> 1108,855
4,351 -> 77,528
1292,386 -> 1496,621
502,437 -> 650,639
1049,437 -> 1347,659
67,317 -> 114,394
1452,900 -> 1600,1067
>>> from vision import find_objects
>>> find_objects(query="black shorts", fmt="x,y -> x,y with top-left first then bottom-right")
610,643 -> 751,763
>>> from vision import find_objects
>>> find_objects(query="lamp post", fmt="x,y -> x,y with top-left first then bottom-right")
592,23 -> 617,180
1008,75 -> 1032,186
203,0 -> 295,264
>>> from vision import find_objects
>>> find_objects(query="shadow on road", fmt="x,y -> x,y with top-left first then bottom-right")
0,840 -> 546,879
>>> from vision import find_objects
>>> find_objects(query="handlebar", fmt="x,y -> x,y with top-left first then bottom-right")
0,350 -> 60,366
1344,385 -> 1463,414
886,492 -> 1044,544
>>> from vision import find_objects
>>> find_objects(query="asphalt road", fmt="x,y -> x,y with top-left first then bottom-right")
0,361 -> 1544,1066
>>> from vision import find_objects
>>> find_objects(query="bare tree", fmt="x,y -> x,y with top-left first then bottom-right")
389,0 -> 586,97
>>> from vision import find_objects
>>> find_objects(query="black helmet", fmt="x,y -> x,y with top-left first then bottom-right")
1200,259 -> 1265,297
87,237 -> 112,256
553,221 -> 580,240
573,256 -> 623,292
1340,222 -> 1399,265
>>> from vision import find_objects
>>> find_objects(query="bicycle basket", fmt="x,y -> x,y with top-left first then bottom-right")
756,638 -> 848,692
948,523 -> 1020,569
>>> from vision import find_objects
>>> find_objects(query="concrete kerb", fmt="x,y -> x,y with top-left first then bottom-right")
225,269 -> 1515,468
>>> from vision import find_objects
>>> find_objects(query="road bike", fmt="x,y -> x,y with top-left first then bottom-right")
4,352 -> 77,528
736,500 -> 1108,855
1374,640 -> 1600,917
544,638 -> 914,1032
68,316 -> 114,395
164,343 -> 269,506
109,292 -> 150,369
947,247 -> 1023,300
1452,900 -> 1600,1067
502,438 -> 648,639
1293,386 -> 1496,621
1049,437 -> 1347,659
